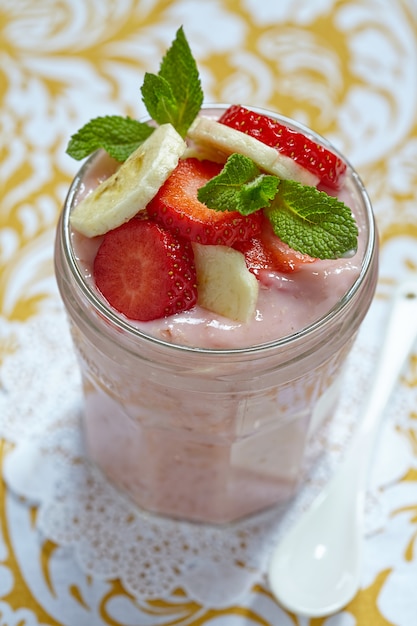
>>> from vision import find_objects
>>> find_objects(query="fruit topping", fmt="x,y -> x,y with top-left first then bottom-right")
148,158 -> 262,246
235,213 -> 316,275
93,218 -> 197,321
188,116 -> 319,187
218,105 -> 347,190
192,242 -> 259,322
67,27 -> 360,325
233,236 -> 275,276
70,123 -> 187,237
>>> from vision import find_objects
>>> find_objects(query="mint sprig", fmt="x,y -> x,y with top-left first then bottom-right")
66,26 -> 202,160
197,153 -> 279,215
141,26 -> 203,138
198,154 -> 358,259
66,115 -> 154,162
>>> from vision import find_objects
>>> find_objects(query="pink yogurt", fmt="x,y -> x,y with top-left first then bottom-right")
72,162 -> 366,350
55,106 -> 378,523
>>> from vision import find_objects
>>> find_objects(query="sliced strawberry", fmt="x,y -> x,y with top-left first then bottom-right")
235,214 -> 316,275
261,221 -> 316,273
93,218 -> 197,321
218,105 -> 346,190
233,236 -> 274,276
147,157 -> 262,246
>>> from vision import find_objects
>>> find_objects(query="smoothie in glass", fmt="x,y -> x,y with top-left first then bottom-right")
54,29 -> 378,523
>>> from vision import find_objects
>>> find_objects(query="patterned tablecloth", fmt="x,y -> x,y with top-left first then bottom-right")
1,1 -> 417,624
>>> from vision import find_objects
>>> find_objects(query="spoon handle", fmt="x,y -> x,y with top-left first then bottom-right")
354,281 -> 417,469
268,281 -> 417,618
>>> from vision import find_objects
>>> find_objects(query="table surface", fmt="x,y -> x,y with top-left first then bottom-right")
1,1 -> 417,624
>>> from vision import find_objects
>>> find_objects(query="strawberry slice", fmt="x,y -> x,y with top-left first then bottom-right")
147,158 -> 262,246
235,214 -> 316,275
218,105 -> 346,190
93,218 -> 197,321
233,236 -> 274,276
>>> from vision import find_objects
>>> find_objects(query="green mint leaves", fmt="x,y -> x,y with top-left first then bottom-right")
198,154 -> 358,259
66,27 -> 202,160
198,153 -> 279,215
265,180 -> 358,259
141,26 -> 203,138
66,115 -> 154,162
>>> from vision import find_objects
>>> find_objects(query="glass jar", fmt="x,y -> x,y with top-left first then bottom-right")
54,106 -> 378,523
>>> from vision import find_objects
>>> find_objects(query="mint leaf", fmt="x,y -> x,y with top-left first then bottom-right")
66,115 -> 154,161
264,179 -> 358,259
141,26 -> 203,137
198,153 -> 279,215
198,155 -> 358,259
141,73 -> 178,124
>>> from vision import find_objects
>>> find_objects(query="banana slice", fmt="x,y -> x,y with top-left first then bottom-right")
188,116 -> 319,187
192,243 -> 259,322
70,123 -> 187,237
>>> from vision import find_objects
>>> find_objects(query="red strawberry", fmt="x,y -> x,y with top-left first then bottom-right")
147,158 -> 262,246
235,214 -> 316,275
233,236 -> 274,276
218,105 -> 346,190
93,218 -> 197,321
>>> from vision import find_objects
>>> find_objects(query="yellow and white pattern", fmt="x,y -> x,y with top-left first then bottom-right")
1,0 -> 417,624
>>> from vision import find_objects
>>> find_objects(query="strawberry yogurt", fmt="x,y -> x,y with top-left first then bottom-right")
72,186 -> 365,350
55,107 -> 378,523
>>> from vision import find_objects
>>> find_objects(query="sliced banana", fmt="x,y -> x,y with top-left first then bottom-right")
188,116 -> 319,187
192,243 -> 259,323
70,123 -> 187,237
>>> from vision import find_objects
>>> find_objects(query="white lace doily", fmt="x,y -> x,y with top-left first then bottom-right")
0,298 -> 405,607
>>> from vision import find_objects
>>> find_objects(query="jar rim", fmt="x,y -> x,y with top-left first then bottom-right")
60,104 -> 378,356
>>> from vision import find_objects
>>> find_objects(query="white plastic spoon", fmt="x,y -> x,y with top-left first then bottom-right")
268,280 -> 417,617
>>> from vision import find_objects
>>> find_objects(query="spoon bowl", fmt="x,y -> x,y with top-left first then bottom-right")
268,280 -> 417,617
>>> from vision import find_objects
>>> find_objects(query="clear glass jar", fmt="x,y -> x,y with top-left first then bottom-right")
54,106 -> 378,523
